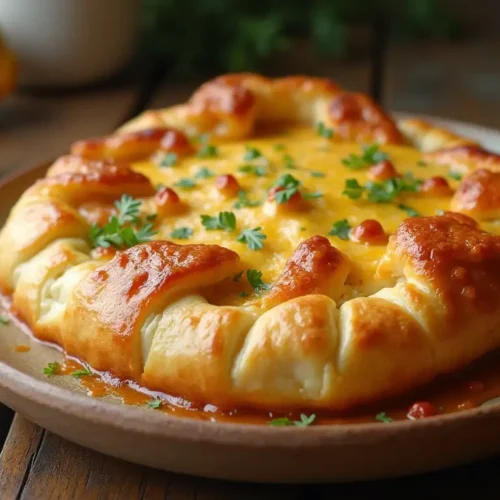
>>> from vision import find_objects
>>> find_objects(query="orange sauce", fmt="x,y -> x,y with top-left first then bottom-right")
14,344 -> 30,353
54,350 -> 500,426
3,291 -> 500,426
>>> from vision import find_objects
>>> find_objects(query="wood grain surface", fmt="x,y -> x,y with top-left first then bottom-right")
2,39 -> 500,499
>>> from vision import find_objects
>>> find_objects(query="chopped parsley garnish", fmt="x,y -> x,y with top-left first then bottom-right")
71,366 -> 93,378
303,191 -> 323,199
237,227 -> 266,250
269,414 -> 316,427
342,173 -> 422,203
398,204 -> 420,217
273,174 -> 301,204
375,412 -> 393,423
197,143 -> 219,158
342,143 -> 389,169
0,315 -> 9,325
174,178 -> 196,189
115,194 -> 141,224
273,143 -> 285,151
239,291 -> 250,298
238,164 -> 267,177
246,269 -> 270,292
448,170 -> 463,181
283,154 -> 296,169
233,190 -> 263,209
436,208 -> 445,215
146,213 -> 157,222
170,227 -> 193,239
146,398 -> 162,409
328,219 -> 351,240
233,271 -> 243,282
310,171 -> 325,178
159,152 -> 178,167
342,179 -> 365,200
43,362 -> 60,376
89,194 -> 157,249
195,167 -> 215,179
201,211 -> 236,231
243,145 -> 262,161
417,160 -> 427,167
316,121 -> 334,139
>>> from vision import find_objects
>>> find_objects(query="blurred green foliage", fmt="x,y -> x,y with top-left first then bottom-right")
139,0 -> 460,78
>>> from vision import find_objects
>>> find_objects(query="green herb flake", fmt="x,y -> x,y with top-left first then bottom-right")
269,413 -> 316,427
243,145 -> 263,161
233,271 -> 243,282
197,143 -> 219,158
201,211 -> 236,231
237,227 -> 266,250
342,179 -> 366,200
375,412 -> 393,423
238,164 -> 267,177
246,269 -> 270,293
174,178 -> 196,189
146,398 -> 162,409
398,204 -> 420,217
283,154 -> 296,169
328,219 -> 352,240
448,170 -> 463,181
239,291 -> 250,298
43,362 -> 60,376
342,143 -> 389,169
195,167 -> 215,179
233,190 -> 263,209
89,194 -> 158,249
316,121 -> 334,139
273,143 -> 285,151
310,171 -> 325,178
303,191 -> 323,199
273,173 -> 301,204
159,152 -> 178,167
170,227 -> 193,240
417,160 -> 428,167
71,366 -> 93,378
0,315 -> 9,325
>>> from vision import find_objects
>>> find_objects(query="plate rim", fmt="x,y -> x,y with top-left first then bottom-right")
2,112 -> 500,450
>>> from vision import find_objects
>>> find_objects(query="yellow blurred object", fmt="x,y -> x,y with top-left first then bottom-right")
0,32 -> 16,99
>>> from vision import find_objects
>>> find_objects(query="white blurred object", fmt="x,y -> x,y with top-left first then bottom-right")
0,0 -> 140,87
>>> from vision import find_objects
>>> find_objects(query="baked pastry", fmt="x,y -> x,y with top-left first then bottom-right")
3,73 -> 500,413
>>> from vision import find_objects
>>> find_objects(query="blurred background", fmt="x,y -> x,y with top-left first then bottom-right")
0,0 -> 499,175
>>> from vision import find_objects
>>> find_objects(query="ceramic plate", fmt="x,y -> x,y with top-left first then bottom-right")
2,114 -> 500,484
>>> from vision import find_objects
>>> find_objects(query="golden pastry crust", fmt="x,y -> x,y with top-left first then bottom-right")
3,71 -> 500,414
398,118 -> 479,152
451,168 -> 500,220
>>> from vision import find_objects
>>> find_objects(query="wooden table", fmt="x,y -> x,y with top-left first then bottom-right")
2,39 -> 500,498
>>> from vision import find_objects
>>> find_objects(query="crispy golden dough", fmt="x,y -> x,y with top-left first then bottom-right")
71,127 -> 194,161
451,169 -> 500,220
378,213 -> 500,314
63,241 -> 240,379
332,296 -> 434,409
143,295 -> 257,405
260,235 -> 350,310
117,74 -> 408,147
328,93 -> 405,145
232,295 -> 340,408
0,199 -> 88,292
12,238 -> 91,344
22,156 -> 155,206
426,144 -> 500,173
398,118 -> 478,152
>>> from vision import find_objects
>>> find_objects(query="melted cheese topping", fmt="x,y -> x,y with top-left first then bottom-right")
131,126 -> 498,306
